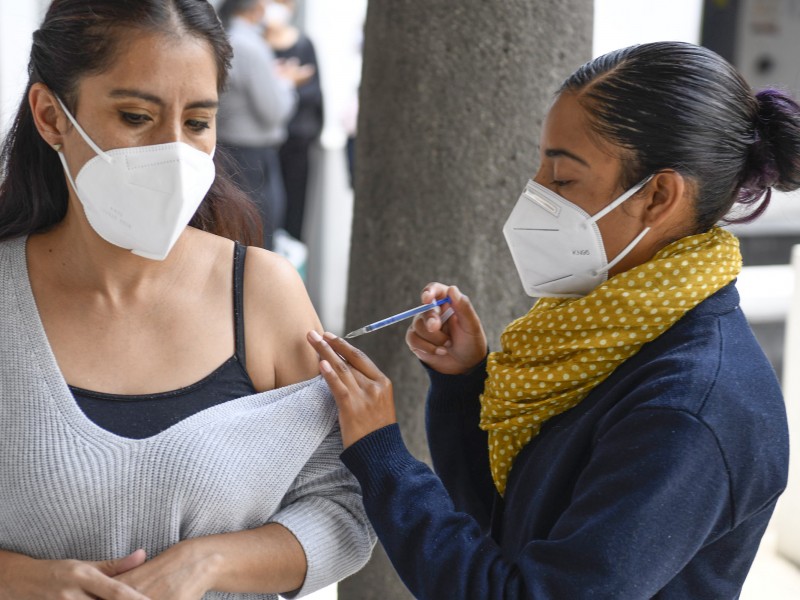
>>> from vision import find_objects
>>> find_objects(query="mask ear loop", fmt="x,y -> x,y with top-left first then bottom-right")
587,174 -> 655,276
600,226 -> 652,276
588,174 -> 654,223
54,96 -> 112,163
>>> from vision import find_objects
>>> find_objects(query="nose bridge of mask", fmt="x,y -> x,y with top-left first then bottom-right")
55,96 -> 113,163
525,180 -> 592,221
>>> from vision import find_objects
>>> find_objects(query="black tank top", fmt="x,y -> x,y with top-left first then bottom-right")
71,242 -> 258,439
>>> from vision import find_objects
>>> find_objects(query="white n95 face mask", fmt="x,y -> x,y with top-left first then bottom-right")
265,3 -> 292,27
503,176 -> 653,298
55,97 -> 216,261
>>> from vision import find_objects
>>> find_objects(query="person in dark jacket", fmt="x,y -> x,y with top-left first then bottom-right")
265,0 -> 324,242
307,41 -> 796,599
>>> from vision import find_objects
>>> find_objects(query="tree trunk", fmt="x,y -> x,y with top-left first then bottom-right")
339,1 -> 593,597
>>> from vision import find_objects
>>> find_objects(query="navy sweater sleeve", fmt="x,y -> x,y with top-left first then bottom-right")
424,359 -> 496,530
341,406 -> 733,599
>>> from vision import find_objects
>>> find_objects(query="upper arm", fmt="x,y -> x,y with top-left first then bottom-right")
243,247 -> 321,391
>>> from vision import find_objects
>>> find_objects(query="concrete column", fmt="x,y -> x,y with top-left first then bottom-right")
339,1 -> 593,597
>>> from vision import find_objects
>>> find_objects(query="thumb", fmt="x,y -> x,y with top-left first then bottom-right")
93,549 -> 147,577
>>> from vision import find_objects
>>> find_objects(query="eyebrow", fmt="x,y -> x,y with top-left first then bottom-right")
544,148 -> 590,167
108,89 -> 219,110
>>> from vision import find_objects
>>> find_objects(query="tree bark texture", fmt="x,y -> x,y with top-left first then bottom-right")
339,1 -> 593,598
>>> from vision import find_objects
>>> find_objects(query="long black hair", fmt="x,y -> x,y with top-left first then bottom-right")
560,41 -> 800,232
0,0 -> 262,245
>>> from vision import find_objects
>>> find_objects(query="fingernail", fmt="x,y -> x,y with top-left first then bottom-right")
426,318 -> 437,330
444,340 -> 452,348
320,360 -> 333,373
323,332 -> 338,341
435,347 -> 448,356
309,330 -> 322,342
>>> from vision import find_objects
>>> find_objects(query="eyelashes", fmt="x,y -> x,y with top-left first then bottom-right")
120,112 -> 211,133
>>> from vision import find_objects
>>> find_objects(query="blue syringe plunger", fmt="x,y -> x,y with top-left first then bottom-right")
344,296 -> 451,339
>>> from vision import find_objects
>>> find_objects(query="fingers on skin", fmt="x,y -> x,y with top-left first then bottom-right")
71,563 -> 148,600
87,551 -> 150,600
93,550 -> 146,577
323,333 -> 377,375
308,331 -> 384,386
94,579 -> 150,600
308,331 -> 353,380
322,334 -> 392,390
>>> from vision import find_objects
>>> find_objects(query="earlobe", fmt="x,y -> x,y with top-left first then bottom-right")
643,170 -> 688,228
28,83 -> 67,150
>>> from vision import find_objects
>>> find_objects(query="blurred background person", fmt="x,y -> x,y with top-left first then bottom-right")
216,0 -> 311,249
265,0 -> 323,243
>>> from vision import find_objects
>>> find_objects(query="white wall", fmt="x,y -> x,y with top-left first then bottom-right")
593,0 -> 703,57
301,0 -> 367,334
0,1 -> 46,137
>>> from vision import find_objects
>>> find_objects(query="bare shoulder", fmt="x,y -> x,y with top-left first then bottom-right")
242,246 -> 322,391
243,246 -> 317,317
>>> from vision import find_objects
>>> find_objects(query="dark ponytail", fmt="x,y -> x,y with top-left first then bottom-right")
0,0 -> 262,246
559,41 -> 800,233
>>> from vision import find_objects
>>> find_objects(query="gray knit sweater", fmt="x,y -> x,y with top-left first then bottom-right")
0,237 -> 374,599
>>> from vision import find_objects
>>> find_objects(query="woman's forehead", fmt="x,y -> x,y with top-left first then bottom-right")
79,30 -> 219,101
540,93 -> 622,168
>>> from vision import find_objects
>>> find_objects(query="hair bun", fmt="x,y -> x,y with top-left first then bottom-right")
734,89 -> 800,219
748,89 -> 800,193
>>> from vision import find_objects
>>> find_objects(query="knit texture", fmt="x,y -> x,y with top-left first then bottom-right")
0,237 -> 374,599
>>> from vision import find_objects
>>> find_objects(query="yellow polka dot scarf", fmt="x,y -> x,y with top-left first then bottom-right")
480,227 -> 742,495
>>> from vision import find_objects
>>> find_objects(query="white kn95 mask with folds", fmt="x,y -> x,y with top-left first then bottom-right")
55,96 -> 216,261
503,176 -> 653,298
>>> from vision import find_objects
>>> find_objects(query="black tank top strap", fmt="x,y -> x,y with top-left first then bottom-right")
233,241 -> 247,368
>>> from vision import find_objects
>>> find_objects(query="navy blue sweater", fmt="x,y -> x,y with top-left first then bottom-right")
341,283 -> 789,599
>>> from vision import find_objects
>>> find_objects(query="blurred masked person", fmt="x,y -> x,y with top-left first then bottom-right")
217,0 -> 296,249
265,0 -> 323,242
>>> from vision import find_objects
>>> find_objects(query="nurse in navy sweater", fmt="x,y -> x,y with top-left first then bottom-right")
308,41 -> 795,599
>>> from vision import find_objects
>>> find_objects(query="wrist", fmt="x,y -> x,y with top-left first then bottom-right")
173,538 -> 226,590
0,551 -> 38,599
